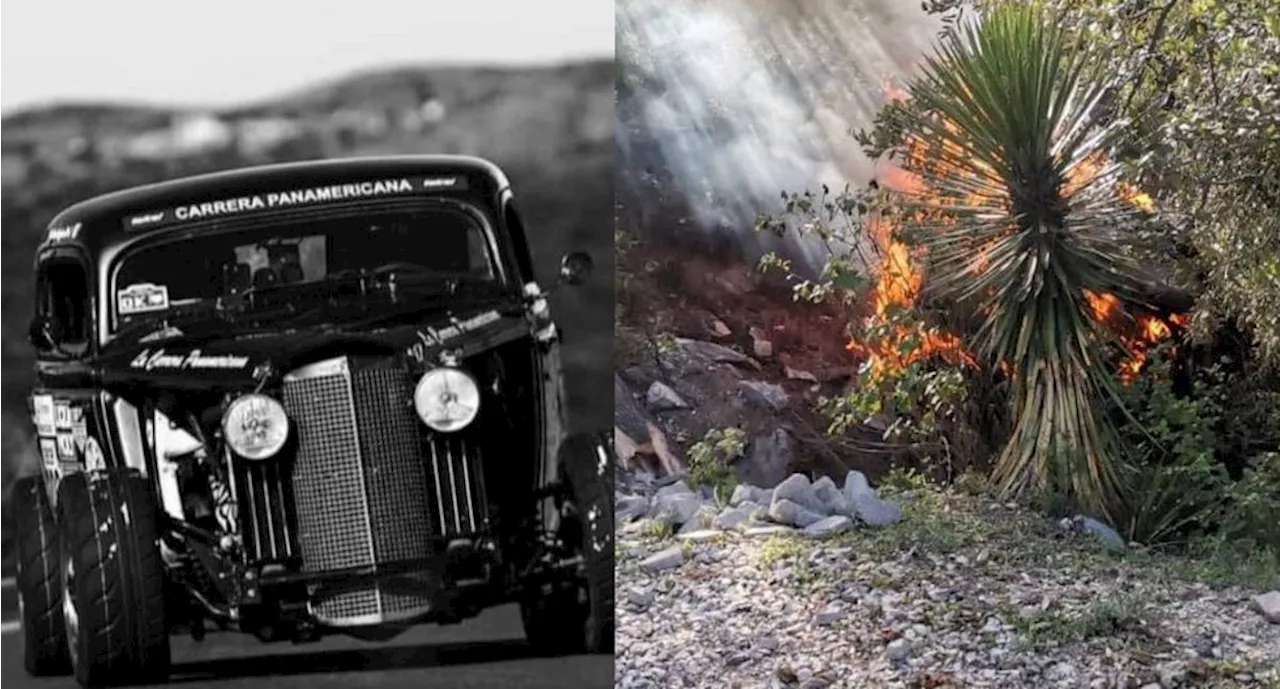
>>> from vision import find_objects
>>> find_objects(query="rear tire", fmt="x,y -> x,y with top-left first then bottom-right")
12,474 -> 72,676
59,468 -> 171,687
521,432 -> 615,655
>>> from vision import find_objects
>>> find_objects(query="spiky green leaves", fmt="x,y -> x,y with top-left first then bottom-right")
887,3 -> 1152,516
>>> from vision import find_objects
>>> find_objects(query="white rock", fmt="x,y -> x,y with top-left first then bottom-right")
646,381 -> 689,411
641,545 -> 685,572
773,473 -> 827,515
655,480 -> 694,499
655,492 -> 702,525
1252,590 -> 1280,624
744,525 -> 796,538
713,506 -> 752,531
768,499 -> 826,528
814,604 -> 844,626
843,470 -> 902,526
676,529 -> 724,543
802,515 -> 854,538
886,638 -> 911,662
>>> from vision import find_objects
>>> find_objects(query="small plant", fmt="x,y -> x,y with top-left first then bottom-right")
759,534 -> 808,566
687,427 -> 746,502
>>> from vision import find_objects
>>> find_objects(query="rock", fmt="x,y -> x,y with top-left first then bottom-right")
768,499 -> 826,528
708,318 -> 732,338
886,638 -> 912,662
814,603 -> 844,626
739,380 -> 789,411
678,506 -> 719,533
676,529 -> 724,543
843,471 -> 903,527
811,476 -> 843,509
745,525 -> 796,538
645,381 -> 690,411
1072,515 -> 1127,552
803,515 -> 854,538
654,492 -> 701,525
641,545 -> 685,572
615,426 -> 640,465
1252,590 -> 1280,624
713,506 -> 752,531
748,326 -> 774,359
614,374 -> 655,442
739,429 -> 796,489
774,473 -> 829,515
784,365 -> 818,382
616,494 -> 649,522
674,338 -> 758,368
655,480 -> 694,498
729,483 -> 771,507
626,586 -> 656,608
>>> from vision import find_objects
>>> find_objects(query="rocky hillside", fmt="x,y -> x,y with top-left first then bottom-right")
615,472 -> 1280,689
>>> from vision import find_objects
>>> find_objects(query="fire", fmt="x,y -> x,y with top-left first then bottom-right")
1084,289 -> 1187,384
846,77 -> 1179,386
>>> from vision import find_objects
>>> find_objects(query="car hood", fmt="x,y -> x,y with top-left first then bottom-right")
96,303 -> 534,391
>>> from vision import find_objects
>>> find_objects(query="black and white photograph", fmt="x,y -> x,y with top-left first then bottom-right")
1,2 -> 615,688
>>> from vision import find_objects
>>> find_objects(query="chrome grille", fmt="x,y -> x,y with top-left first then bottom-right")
233,354 -> 495,627
426,435 -> 489,536
283,358 -> 377,574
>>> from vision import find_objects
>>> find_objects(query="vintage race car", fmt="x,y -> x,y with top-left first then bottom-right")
12,156 -> 614,687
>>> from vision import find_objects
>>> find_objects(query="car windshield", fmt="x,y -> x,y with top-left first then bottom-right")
110,205 -> 499,333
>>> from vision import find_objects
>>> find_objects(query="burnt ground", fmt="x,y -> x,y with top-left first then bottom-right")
614,217 -> 908,484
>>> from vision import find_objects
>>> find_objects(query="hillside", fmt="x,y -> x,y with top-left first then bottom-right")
0,59 -> 615,495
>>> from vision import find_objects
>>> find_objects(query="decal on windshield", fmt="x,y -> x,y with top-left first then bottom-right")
118,283 -> 171,315
406,310 -> 503,363
122,175 -> 471,230
130,348 -> 251,371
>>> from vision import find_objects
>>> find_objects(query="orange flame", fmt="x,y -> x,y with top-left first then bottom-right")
845,78 -> 1179,386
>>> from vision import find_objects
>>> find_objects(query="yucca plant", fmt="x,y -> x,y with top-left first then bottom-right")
878,2 -> 1154,517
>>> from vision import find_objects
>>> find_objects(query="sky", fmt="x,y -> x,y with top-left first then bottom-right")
0,0 -> 616,114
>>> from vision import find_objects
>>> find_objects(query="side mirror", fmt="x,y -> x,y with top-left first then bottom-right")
559,251 -> 593,287
28,316 -> 57,351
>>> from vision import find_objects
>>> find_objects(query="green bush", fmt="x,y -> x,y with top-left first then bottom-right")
687,427 -> 745,502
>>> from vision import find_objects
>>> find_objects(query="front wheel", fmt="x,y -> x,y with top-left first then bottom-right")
59,468 -> 171,687
12,474 -> 72,676
520,432 -> 615,655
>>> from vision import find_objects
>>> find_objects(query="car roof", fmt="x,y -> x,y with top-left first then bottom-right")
37,155 -> 512,259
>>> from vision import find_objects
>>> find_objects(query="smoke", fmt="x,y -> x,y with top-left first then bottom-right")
616,0 -> 944,276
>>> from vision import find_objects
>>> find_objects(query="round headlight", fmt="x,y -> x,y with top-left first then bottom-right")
414,367 -> 480,433
222,394 -> 290,460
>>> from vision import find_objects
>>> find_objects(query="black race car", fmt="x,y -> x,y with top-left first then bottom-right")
11,155 -> 614,687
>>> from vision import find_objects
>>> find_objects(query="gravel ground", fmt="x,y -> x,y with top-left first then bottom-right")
615,488 -> 1280,689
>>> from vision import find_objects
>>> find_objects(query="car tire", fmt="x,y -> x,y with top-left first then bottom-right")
12,474 -> 72,677
521,432 -> 615,655
58,468 -> 171,687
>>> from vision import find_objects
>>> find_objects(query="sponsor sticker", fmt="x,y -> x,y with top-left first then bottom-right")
83,437 -> 107,472
71,408 -> 88,451
118,283 -> 171,316
56,432 -> 77,461
130,348 -> 250,371
406,310 -> 502,362
122,176 -> 471,230
32,394 -> 55,437
39,438 -> 59,472
47,222 -> 82,243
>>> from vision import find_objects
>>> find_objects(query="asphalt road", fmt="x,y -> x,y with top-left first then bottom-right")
0,580 -> 612,688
